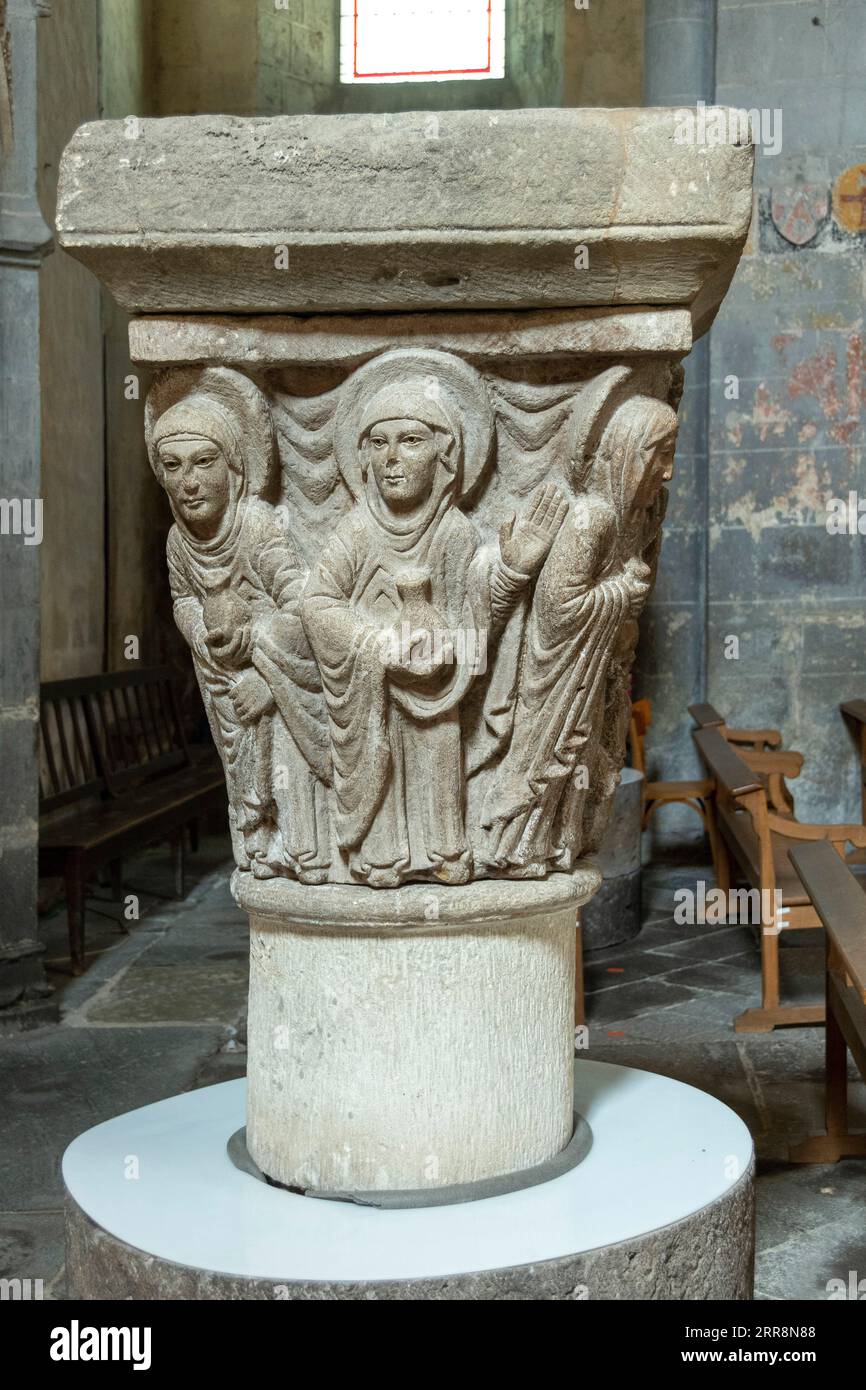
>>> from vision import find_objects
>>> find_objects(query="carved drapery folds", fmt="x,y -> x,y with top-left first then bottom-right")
56,107 -> 754,891
144,348 -> 681,888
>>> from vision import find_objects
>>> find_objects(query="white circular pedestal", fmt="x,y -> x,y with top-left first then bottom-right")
63,1061 -> 755,1301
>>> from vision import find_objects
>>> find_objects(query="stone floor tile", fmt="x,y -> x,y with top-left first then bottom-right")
0,1210 -> 64,1288
0,1024 -> 229,1209
584,976 -> 698,1023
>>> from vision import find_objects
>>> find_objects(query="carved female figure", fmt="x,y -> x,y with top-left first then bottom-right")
302,359 -> 564,888
481,389 -> 678,876
146,369 -> 331,882
580,396 -> 677,856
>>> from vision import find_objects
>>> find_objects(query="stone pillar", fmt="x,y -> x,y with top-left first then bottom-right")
57,108 -> 752,1192
242,873 -> 593,1192
0,0 -> 53,1025
641,0 -> 717,817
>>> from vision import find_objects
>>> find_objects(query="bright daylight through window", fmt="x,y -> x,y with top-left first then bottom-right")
340,0 -> 506,84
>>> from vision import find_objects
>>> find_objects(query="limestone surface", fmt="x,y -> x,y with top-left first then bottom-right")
241,873 -> 595,1192
57,108 -> 754,332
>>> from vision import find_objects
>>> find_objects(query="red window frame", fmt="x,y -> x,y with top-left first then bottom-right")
352,1 -> 494,80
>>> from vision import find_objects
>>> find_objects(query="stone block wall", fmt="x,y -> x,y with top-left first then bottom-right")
706,0 -> 866,825
37,0 -> 104,680
637,0 -> 866,838
259,0 -> 337,114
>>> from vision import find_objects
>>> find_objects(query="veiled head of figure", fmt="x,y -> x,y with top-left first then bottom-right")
156,434 -> 232,539
358,379 -> 460,514
152,396 -> 246,540
629,400 -> 679,509
146,370 -> 277,541
600,396 -> 679,513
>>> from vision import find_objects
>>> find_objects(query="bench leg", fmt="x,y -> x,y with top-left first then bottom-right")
702,800 -> 723,884
789,979 -> 865,1159
110,858 -> 123,901
825,976 -> 848,1140
712,821 -> 732,895
65,860 -> 86,976
760,923 -> 781,1012
788,1131 -> 866,1162
734,926 -> 781,1031
736,1002 -> 824,1032
171,835 -> 185,898
574,913 -> 585,1029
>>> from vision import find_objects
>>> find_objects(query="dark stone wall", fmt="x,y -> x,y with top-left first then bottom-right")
708,0 -> 866,825
640,0 -> 866,834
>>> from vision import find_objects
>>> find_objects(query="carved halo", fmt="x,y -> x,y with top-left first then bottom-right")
333,349 -> 495,502
144,366 -> 278,499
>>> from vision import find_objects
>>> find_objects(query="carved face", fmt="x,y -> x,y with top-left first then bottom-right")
366,419 -> 442,513
158,435 -> 232,537
632,426 -> 677,510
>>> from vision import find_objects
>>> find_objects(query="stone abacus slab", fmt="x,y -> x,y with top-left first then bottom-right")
57,108 -> 753,333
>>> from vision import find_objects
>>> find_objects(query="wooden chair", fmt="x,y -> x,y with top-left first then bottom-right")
840,699 -> 866,838
628,699 -> 715,835
39,668 -> 224,974
693,723 -> 866,1032
574,915 -> 584,1029
788,841 -> 866,1162
629,698 -> 782,846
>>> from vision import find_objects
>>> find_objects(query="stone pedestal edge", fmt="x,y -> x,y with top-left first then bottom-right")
64,1159 -> 754,1301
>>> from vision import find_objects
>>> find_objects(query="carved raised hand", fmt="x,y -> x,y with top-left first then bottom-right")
499,482 -> 569,578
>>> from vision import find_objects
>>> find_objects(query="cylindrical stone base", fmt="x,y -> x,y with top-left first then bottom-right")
235,868 -> 600,1194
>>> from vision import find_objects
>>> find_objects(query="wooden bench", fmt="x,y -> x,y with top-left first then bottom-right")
788,841 -> 866,1163
628,699 -> 782,849
39,668 -> 224,974
692,718 -> 866,1032
628,699 -> 715,836
574,917 -> 584,1030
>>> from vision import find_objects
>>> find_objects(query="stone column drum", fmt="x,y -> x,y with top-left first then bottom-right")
57,108 -> 753,1197
241,873 -> 595,1192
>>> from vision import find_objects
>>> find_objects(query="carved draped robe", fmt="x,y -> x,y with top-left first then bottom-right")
301,497 -> 527,884
481,497 -> 641,874
169,497 -> 331,878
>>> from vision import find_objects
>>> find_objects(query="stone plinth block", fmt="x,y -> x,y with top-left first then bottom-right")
237,869 -> 599,1193
582,767 -> 644,950
57,108 -> 753,333
63,1062 -> 755,1300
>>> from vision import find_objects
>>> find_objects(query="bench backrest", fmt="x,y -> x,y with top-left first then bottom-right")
40,667 -> 190,812
692,726 -> 762,801
693,725 -> 775,900
688,702 -> 725,730
790,842 -> 866,1002
39,683 -> 106,814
